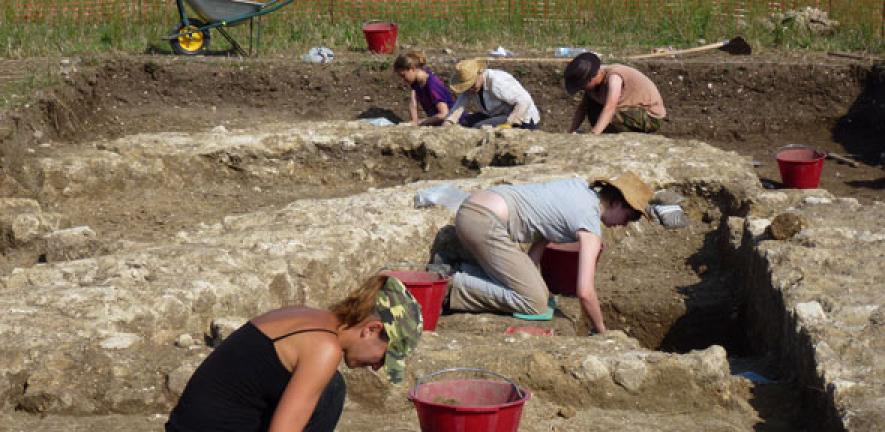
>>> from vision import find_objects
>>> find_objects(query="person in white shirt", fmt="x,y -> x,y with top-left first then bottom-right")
443,59 -> 540,129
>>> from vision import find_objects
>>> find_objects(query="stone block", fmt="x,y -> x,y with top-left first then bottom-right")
796,301 -> 827,325
612,359 -> 647,392
5,212 -> 67,244
43,226 -> 100,262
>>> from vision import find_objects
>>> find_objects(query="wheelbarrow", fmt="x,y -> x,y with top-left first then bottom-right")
165,0 -> 295,56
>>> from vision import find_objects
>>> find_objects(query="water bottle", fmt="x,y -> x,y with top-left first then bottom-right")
554,47 -> 588,58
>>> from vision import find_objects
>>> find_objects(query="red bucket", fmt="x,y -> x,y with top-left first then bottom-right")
381,270 -> 447,331
775,146 -> 826,189
540,242 -> 603,296
362,21 -> 398,54
409,368 -> 531,432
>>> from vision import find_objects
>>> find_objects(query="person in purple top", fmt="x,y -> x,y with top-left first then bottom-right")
393,51 -> 455,126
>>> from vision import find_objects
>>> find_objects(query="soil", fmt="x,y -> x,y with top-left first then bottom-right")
1,53 -> 882,205
0,51 -> 879,431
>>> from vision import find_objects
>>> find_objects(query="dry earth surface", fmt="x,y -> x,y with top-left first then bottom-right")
0,51 -> 882,431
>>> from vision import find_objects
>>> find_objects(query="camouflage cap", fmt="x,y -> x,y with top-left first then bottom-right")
376,276 -> 423,384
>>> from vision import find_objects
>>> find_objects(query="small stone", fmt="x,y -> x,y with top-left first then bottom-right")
363,95 -> 372,102
612,359 -> 647,392
43,226 -> 99,262
556,405 -> 577,418
769,212 -> 805,240
339,138 -> 356,151
524,145 -> 546,155
692,345 -> 728,381
795,301 -> 826,325
100,333 -> 142,350
803,196 -> 832,205
578,355 -> 609,381
175,334 -> 195,348
211,125 -> 228,134
746,218 -> 771,239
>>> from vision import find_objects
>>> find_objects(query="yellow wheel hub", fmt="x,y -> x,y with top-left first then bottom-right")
177,26 -> 205,53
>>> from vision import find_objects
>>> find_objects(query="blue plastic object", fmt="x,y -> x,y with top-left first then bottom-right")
512,298 -> 557,321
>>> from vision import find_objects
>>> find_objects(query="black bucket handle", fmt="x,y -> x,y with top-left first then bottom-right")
414,367 -> 525,400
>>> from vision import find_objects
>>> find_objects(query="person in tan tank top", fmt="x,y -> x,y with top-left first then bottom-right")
564,52 -> 666,134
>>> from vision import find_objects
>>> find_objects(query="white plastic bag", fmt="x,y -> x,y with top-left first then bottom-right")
302,47 -> 334,64
414,184 -> 469,212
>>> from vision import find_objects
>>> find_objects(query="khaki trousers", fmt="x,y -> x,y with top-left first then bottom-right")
449,201 -> 549,315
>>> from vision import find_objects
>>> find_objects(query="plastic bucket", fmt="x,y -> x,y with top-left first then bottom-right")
409,368 -> 531,432
775,146 -> 826,189
362,21 -> 398,54
540,242 -> 580,296
381,270 -> 447,331
540,242 -> 604,296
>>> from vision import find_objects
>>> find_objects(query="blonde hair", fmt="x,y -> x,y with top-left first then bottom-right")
329,275 -> 387,328
393,50 -> 427,71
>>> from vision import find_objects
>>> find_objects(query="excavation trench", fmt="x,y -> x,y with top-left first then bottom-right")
0,55 -> 879,431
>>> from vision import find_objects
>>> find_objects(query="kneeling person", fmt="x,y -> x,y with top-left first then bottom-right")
444,59 -> 540,129
448,172 -> 653,335
565,52 -> 666,134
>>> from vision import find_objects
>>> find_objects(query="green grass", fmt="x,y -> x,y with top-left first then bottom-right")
0,0 -> 882,58
0,68 -> 59,109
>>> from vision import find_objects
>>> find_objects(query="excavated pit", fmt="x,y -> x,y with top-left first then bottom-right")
0,55 -> 882,431
0,123 -> 821,431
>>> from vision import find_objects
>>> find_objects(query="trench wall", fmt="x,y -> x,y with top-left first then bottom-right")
724,191 -> 885,432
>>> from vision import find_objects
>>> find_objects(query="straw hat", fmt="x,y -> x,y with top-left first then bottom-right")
450,59 -> 486,94
591,172 -> 654,217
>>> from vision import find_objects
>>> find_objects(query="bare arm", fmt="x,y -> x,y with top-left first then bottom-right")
268,336 -> 342,432
590,74 -> 623,135
576,230 -> 606,334
569,98 -> 588,133
409,90 -> 419,124
420,101 -> 449,126
444,94 -> 468,125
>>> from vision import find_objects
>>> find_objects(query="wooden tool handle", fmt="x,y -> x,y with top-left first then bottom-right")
826,152 -> 860,167
627,41 -> 727,60
479,57 -> 572,63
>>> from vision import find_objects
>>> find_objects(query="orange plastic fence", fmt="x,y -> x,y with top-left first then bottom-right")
6,0 -> 884,33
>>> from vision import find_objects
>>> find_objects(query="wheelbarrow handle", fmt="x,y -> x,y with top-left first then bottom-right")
414,367 -> 525,399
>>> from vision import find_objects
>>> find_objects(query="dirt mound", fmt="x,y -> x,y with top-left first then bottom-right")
2,55 -> 881,206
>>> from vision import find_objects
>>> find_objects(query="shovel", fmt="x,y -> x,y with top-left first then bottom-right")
627,36 -> 752,60
480,37 -> 752,64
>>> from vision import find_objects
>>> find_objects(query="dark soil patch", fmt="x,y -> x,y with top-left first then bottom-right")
1,55 -> 881,204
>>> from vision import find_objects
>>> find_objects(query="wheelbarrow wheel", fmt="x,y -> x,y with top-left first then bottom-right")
170,19 -> 210,55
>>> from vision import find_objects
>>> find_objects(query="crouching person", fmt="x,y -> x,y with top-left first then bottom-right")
165,275 -> 423,432
565,52 -> 666,134
448,173 -> 652,335
443,59 -> 540,129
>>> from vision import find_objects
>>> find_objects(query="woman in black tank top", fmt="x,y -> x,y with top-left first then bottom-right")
165,275 -> 424,432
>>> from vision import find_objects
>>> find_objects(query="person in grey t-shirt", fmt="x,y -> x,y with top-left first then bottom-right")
447,172 -> 653,335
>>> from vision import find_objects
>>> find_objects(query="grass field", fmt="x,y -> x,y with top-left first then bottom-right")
0,0 -> 882,58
